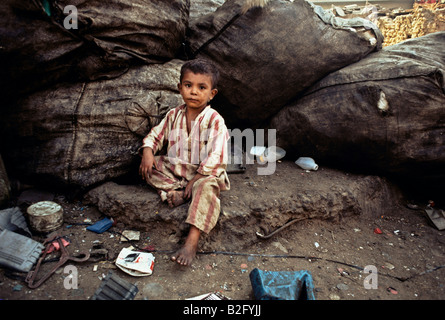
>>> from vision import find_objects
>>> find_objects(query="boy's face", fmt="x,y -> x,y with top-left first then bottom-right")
178,71 -> 218,111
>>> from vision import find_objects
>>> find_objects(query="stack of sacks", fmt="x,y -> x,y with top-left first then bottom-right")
0,0 -> 189,100
187,0 -> 383,127
267,32 -> 445,189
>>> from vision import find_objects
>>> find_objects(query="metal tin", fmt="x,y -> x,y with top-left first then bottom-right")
27,201 -> 63,233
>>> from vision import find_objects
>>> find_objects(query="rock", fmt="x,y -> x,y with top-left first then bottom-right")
329,293 -> 341,300
84,161 -> 403,251
336,283 -> 349,291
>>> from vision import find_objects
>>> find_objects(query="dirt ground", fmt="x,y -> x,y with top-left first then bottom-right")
0,161 -> 444,302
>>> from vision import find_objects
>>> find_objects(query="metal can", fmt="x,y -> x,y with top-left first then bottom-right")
27,201 -> 63,233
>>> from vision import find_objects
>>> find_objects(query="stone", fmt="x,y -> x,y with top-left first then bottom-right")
84,161 -> 403,252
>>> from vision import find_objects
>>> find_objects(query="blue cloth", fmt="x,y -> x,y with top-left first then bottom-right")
249,268 -> 316,300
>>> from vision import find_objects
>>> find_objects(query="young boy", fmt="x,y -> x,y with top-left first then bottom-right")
138,59 -> 230,266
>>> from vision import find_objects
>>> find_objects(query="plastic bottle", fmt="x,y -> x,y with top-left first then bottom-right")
250,146 -> 286,163
263,146 -> 286,162
295,157 -> 319,170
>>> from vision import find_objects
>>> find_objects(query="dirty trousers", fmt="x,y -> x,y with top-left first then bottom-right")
146,155 -> 225,234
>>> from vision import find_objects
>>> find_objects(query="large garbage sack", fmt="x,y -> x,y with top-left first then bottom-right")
186,0 -> 383,127
0,0 -> 189,100
0,60 -> 184,188
268,32 -> 445,189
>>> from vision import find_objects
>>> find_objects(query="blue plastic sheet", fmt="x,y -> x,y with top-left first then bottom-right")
249,268 -> 316,300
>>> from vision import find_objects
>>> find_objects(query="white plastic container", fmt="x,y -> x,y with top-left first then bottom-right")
264,146 -> 286,162
250,146 -> 286,163
250,146 -> 266,157
295,157 -> 319,171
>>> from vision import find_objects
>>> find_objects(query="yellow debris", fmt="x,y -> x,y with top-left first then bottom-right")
378,3 -> 445,47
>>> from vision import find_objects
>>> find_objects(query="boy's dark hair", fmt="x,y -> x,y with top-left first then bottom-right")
180,59 -> 220,89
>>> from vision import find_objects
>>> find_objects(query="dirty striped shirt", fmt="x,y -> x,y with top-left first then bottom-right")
140,104 -> 230,185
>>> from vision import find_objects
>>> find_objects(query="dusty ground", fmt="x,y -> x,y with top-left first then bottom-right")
0,161 -> 444,301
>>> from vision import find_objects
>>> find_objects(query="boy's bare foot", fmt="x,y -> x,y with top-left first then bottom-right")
167,189 -> 186,208
171,226 -> 200,266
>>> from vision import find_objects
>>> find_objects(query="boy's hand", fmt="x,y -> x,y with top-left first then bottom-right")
139,147 -> 157,181
184,173 -> 205,199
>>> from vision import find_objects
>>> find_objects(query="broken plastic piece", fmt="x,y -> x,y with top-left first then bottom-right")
0,229 -> 44,272
47,237 -> 70,253
120,230 -> 140,241
91,271 -> 139,300
374,227 -> 383,234
86,217 -> 113,234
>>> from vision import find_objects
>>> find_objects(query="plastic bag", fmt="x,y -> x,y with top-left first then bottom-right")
115,247 -> 155,277
249,268 -> 315,300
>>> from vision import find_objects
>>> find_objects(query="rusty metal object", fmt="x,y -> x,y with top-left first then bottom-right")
25,234 -> 90,289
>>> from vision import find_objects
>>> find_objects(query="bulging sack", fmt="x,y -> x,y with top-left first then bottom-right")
0,0 -> 189,100
187,0 -> 383,127
269,32 -> 445,188
0,60 -> 184,188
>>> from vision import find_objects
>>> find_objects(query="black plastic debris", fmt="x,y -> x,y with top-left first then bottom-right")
91,271 -> 139,300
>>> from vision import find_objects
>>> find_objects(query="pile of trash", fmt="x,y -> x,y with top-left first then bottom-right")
0,198 -> 321,300
267,32 -> 445,188
0,0 -> 444,230
187,0 -> 383,127
378,3 -> 445,46
0,0 -> 386,190
0,0 -> 445,195
0,200 -> 147,298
